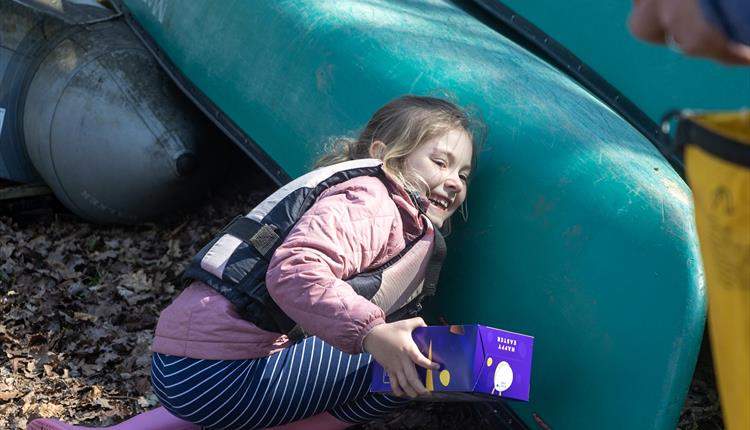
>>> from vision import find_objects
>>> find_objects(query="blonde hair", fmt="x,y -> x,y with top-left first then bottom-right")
315,95 -> 483,193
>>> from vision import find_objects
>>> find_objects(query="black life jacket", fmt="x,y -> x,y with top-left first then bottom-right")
183,159 -> 446,341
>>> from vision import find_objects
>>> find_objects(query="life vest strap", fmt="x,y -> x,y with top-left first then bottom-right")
222,216 -> 281,259
385,228 -> 446,323
422,229 -> 446,295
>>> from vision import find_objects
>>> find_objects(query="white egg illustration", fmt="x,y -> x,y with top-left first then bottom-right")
492,361 -> 514,395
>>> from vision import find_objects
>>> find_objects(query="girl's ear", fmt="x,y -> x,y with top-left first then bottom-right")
368,140 -> 387,159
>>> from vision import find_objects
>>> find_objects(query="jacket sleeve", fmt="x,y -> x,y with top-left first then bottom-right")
265,178 -> 402,354
698,0 -> 750,44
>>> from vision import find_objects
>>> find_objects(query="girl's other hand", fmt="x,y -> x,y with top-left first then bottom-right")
363,317 -> 440,398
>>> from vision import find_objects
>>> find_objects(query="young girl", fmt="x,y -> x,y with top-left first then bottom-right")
30,95 -> 480,430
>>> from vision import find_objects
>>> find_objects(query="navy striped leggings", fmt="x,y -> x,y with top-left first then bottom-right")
151,336 -> 409,429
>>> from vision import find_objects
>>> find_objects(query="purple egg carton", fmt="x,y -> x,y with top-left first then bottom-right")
371,324 -> 534,402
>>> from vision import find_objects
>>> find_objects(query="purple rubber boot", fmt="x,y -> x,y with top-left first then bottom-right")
27,407 -> 199,430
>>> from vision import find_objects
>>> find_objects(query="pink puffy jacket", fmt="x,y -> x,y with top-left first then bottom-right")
151,174 -> 425,360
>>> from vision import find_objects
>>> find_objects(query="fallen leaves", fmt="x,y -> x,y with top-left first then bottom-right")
0,390 -> 22,402
0,182 -> 272,428
73,312 -> 98,323
37,403 -> 65,417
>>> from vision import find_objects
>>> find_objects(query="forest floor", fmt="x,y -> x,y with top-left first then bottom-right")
0,177 -> 724,429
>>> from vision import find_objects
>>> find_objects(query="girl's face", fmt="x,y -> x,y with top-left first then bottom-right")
403,128 -> 473,228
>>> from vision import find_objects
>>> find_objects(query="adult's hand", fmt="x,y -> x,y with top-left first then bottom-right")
629,0 -> 750,65
363,317 -> 439,398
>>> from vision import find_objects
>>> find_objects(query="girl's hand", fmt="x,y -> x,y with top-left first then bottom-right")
363,317 -> 440,398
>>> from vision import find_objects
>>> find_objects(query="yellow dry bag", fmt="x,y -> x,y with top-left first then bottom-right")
675,111 -> 749,430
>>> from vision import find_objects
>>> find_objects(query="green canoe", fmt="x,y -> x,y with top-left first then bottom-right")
116,1 -> 705,428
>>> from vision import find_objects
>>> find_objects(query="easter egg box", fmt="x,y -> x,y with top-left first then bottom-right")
370,324 -> 534,402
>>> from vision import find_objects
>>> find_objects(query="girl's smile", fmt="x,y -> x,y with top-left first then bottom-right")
403,128 -> 473,228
